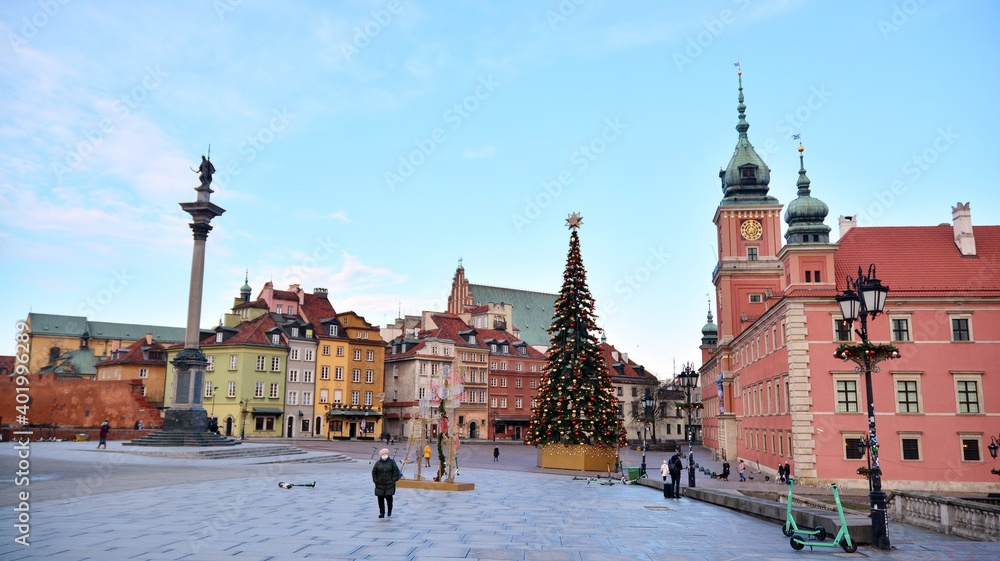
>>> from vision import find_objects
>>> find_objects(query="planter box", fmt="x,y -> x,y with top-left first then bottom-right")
396,479 -> 474,491
537,443 -> 618,471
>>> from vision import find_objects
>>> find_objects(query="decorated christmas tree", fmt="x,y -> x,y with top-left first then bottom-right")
525,213 -> 627,449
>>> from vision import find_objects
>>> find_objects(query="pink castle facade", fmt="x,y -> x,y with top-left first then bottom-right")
699,74 -> 999,493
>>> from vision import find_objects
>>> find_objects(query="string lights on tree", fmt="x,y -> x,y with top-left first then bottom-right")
525,213 -> 627,449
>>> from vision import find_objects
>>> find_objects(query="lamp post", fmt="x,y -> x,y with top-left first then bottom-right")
837,264 -> 892,551
639,387 -> 655,478
990,435 -> 1000,460
238,400 -> 248,440
679,363 -> 699,489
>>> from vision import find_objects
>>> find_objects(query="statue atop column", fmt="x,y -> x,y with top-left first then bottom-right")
194,154 -> 215,191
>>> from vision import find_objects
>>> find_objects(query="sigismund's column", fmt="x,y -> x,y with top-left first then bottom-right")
162,155 -> 225,432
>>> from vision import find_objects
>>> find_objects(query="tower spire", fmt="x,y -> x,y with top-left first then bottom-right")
784,142 -> 831,244
719,66 -> 775,205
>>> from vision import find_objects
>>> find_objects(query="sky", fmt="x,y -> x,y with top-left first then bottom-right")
2,1 -> 998,379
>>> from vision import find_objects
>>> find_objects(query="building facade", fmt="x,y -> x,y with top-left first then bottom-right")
699,73 -> 1000,492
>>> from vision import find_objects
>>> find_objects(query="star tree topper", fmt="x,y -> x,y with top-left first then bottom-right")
566,212 -> 583,230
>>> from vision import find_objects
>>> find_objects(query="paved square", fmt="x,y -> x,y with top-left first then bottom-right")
1,442 -> 995,560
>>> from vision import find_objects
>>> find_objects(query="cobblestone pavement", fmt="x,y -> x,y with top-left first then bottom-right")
1,440 -> 996,560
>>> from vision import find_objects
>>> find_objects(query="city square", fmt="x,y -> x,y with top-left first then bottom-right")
1,440 -> 996,560
3,2 -> 1000,559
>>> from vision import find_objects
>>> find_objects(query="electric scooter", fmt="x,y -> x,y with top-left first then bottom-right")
782,477 -> 827,541
789,483 -> 857,553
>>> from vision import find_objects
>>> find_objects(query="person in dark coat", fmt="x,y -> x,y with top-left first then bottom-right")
667,450 -> 683,499
371,448 -> 401,518
98,420 -> 109,449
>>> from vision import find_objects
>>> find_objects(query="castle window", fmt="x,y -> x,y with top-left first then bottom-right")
747,247 -> 758,261
740,166 -> 756,180
749,294 -> 762,303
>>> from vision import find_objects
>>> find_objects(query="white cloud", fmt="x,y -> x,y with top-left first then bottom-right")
462,146 -> 497,159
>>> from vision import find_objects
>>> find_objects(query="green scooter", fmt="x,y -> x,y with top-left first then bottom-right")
782,477 -> 827,541
789,483 -> 857,553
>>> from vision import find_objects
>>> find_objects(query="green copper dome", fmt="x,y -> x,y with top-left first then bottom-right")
784,146 -> 831,244
701,307 -> 718,346
720,72 -> 778,206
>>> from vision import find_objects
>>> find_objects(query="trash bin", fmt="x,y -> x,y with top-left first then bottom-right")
75,433 -> 88,441
626,466 -> 640,482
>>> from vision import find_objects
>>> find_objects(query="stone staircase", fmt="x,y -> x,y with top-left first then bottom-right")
123,430 -> 241,447
123,444 -> 309,460
260,452 -> 355,464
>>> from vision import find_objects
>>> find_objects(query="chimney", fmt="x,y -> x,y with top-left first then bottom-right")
313,287 -> 329,298
838,215 -> 856,238
952,202 -> 976,256
145,333 -> 153,345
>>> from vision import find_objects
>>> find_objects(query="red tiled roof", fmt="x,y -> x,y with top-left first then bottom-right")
599,342 -> 658,382
271,290 -> 298,301
96,338 -> 167,366
198,314 -> 285,348
300,292 -> 337,324
835,225 -> 1000,297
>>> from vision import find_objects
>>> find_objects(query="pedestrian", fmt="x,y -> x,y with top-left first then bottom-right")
493,446 -> 500,462
668,449 -> 683,499
98,420 -> 109,449
784,462 -> 791,483
778,463 -> 786,484
371,448 -> 401,518
660,459 -> 669,482
424,445 -> 431,467
721,460 -> 731,481
738,459 -> 746,482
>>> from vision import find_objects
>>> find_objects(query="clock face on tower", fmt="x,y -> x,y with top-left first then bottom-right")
740,219 -> 763,240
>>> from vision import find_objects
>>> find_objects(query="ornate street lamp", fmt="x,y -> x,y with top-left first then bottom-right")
679,363 -> 699,489
835,264 -> 894,551
989,435 -> 1000,460
639,387 -> 655,478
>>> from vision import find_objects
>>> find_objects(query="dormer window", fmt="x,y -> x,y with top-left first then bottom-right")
216,332 -> 223,343
329,325 -> 338,336
469,335 -> 476,345
490,344 -> 497,352
502,344 -> 509,354
291,328 -> 299,337
271,334 -> 280,345
740,166 -> 757,181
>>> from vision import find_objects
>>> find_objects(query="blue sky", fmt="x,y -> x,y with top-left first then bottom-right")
2,1 -> 998,378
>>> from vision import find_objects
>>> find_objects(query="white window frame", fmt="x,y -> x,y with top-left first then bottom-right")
893,372 -> 923,414
832,373 -> 861,413
953,372 -> 984,414
269,383 -> 279,399
256,356 -> 266,371
254,382 -> 264,398
228,381 -> 236,398
899,432 -> 922,462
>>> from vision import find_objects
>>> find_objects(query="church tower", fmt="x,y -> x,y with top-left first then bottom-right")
712,69 -> 784,346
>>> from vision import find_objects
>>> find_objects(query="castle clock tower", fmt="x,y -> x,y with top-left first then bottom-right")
712,70 -> 784,346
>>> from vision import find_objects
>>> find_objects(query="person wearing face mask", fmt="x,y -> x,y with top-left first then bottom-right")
372,448 -> 402,518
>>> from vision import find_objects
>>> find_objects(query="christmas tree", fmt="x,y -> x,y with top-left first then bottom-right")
525,213 -> 627,448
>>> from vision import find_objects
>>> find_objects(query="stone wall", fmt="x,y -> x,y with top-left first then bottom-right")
0,373 -> 162,429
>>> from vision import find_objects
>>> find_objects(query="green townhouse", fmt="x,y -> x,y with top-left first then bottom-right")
166,313 -> 288,438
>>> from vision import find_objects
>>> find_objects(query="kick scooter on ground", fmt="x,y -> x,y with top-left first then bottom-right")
782,477 -> 827,540
789,483 -> 857,553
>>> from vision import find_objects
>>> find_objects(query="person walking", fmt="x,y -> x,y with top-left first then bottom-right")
721,460 -> 731,481
493,447 -> 500,462
784,462 -> 791,483
97,420 -> 110,449
737,459 -> 746,482
667,449 -> 683,499
659,459 -> 669,482
371,448 -> 401,518
423,445 -> 431,467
